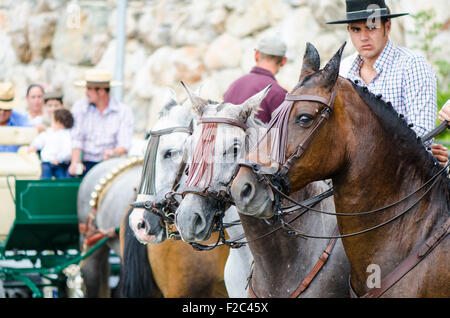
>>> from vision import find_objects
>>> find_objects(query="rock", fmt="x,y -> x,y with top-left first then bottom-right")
224,0 -> 289,38
204,33 -> 242,70
51,2 -> 110,65
198,68 -> 244,102
0,33 -> 19,77
27,12 -> 59,62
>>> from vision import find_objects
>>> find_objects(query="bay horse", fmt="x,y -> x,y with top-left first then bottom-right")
174,82 -> 349,297
231,42 -> 449,297
122,91 -> 229,297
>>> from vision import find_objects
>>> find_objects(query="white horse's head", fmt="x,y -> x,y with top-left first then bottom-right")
175,83 -> 270,242
129,88 -> 196,244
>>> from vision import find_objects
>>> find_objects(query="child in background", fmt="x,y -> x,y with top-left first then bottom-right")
29,108 -> 74,179
42,91 -> 64,128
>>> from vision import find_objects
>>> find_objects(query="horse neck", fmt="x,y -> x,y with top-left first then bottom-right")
239,182 -> 337,297
332,92 -> 449,294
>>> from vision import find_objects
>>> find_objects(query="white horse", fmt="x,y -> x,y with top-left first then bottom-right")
125,90 -> 240,297
77,89 -> 190,297
128,87 -> 255,298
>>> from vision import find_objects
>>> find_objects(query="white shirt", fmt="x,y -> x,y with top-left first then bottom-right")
32,128 -> 72,163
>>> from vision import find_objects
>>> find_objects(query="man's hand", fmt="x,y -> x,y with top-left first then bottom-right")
103,147 -> 127,160
438,100 -> 450,123
431,143 -> 448,167
103,149 -> 116,160
68,162 -> 78,176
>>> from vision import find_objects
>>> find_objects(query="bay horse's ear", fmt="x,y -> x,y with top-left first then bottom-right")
239,84 -> 272,121
321,42 -> 346,88
299,42 -> 320,81
181,81 -> 208,116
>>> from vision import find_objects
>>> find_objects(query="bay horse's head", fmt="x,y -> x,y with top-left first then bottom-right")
231,42 -> 347,218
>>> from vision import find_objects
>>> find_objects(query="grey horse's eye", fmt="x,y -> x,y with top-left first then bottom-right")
223,140 -> 241,158
163,149 -> 176,159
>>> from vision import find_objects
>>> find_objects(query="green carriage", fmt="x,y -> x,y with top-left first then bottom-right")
0,128 -> 115,298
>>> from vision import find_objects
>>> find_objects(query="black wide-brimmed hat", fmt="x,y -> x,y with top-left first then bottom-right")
326,0 -> 408,24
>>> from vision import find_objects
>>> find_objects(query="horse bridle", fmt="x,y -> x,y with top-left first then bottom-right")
238,82 -> 449,240
131,121 -> 193,240
179,117 -> 252,250
239,88 -> 337,195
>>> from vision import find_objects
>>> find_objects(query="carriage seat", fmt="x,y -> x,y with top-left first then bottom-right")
0,127 -> 41,241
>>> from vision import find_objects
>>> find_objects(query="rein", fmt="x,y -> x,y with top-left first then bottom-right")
131,121 -> 193,240
241,82 -> 450,297
241,84 -> 449,239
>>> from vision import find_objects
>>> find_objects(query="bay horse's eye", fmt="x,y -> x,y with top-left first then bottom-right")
295,114 -> 314,127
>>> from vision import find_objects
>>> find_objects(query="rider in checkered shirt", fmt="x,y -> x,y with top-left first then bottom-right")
330,0 -> 448,166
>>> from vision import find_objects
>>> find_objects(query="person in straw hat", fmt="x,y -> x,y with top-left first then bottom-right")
328,0 -> 447,166
223,34 -> 288,123
68,70 -> 134,176
0,82 -> 31,152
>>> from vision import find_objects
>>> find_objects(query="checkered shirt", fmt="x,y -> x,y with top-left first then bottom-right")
71,97 -> 134,162
340,40 -> 437,143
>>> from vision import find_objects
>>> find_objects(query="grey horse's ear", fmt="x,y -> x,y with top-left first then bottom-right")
158,88 -> 179,118
299,42 -> 320,82
181,81 -> 208,116
239,84 -> 272,121
321,42 -> 346,88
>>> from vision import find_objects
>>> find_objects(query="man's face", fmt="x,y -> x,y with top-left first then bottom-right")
86,87 -> 100,105
26,86 -> 44,113
347,20 -> 390,61
86,87 -> 108,105
44,99 -> 63,114
0,109 -> 12,126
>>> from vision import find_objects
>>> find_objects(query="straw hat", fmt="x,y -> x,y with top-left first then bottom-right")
0,82 -> 15,110
74,70 -> 122,88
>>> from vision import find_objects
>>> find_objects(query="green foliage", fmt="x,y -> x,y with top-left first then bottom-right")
409,9 -> 450,144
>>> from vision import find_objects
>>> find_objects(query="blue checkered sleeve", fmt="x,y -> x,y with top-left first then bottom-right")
402,55 -> 437,141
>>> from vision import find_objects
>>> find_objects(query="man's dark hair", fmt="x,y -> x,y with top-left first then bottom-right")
259,52 -> 285,65
26,83 -> 45,97
53,108 -> 74,129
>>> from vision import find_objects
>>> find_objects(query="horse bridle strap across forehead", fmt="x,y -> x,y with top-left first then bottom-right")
181,116 -> 250,205
284,91 -> 336,107
198,117 -> 249,131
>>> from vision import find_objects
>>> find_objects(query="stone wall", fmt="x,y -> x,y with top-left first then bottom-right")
0,0 -> 448,134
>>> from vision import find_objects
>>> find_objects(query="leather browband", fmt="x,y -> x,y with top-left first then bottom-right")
285,93 -> 335,108
199,117 -> 249,131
